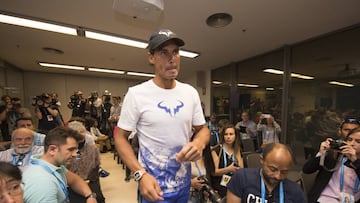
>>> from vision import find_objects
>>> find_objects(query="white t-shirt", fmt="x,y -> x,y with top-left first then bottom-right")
118,79 -> 205,193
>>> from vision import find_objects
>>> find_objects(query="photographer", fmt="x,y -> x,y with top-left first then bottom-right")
68,91 -> 86,118
303,118 -> 360,203
189,144 -> 222,203
49,92 -> 64,126
34,93 -> 59,134
257,114 -> 281,148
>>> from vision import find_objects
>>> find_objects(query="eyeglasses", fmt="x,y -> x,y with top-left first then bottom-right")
15,154 -> 25,166
340,118 -> 360,128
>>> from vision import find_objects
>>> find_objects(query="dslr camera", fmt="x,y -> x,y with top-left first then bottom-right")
329,139 -> 346,150
197,176 -> 223,203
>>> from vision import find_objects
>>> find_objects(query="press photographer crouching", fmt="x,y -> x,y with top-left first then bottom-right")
303,126 -> 360,203
34,93 -> 60,134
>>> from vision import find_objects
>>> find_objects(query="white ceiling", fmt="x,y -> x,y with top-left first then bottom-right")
1,0 -> 360,82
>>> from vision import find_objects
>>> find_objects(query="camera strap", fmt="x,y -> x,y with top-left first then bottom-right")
260,169 -> 284,203
340,158 -> 360,193
195,161 -> 204,177
320,150 -> 343,172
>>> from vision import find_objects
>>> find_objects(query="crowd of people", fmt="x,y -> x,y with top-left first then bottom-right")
0,28 -> 360,203
0,91 -> 123,202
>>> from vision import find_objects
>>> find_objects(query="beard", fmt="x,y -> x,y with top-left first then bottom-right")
15,145 -> 31,154
262,171 -> 280,188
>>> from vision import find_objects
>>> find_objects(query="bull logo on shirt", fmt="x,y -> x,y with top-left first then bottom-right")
157,100 -> 184,117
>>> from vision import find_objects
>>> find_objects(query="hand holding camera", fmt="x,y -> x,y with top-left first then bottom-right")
322,138 -> 356,161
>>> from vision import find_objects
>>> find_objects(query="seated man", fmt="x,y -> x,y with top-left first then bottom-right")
23,127 -> 97,203
227,143 -> 306,203
303,118 -> 360,203
0,128 -> 43,172
15,117 -> 45,146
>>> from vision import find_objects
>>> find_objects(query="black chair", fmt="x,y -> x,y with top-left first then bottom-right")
245,152 -> 261,168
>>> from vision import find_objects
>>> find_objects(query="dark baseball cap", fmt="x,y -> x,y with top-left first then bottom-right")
147,29 -> 185,52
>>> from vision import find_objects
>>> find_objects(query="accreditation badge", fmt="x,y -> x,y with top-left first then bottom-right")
220,174 -> 231,187
340,192 -> 354,203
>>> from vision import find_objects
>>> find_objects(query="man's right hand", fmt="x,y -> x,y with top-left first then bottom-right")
139,173 -> 164,202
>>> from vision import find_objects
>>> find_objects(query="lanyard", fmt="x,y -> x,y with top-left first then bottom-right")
12,150 -> 32,166
195,161 -> 203,177
260,169 -> 284,203
215,131 -> 219,144
31,159 -> 69,203
340,158 -> 360,193
222,146 -> 235,168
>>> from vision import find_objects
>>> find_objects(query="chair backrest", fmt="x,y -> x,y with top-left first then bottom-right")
246,153 -> 261,168
301,171 -> 318,195
286,170 -> 306,196
241,138 -> 256,153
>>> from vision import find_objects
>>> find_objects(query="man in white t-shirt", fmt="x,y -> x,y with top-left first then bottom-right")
114,29 -> 210,203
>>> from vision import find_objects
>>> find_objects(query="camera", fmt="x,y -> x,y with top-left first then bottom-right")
31,94 -> 49,107
197,176 -> 223,203
69,94 -> 80,108
329,139 -> 346,150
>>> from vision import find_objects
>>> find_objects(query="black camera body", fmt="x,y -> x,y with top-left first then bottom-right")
197,176 -> 223,203
329,139 -> 346,150
31,95 -> 46,107
69,94 -> 80,108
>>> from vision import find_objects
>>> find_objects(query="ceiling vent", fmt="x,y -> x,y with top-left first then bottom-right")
113,0 -> 164,21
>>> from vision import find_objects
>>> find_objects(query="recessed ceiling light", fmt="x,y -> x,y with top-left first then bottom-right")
206,13 -> 232,28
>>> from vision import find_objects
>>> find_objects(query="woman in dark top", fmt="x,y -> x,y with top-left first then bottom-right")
211,123 -> 244,197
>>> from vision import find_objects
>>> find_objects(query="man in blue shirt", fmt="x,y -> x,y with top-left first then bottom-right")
23,127 -> 98,203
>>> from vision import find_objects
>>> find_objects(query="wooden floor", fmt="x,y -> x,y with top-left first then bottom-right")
99,152 -> 138,203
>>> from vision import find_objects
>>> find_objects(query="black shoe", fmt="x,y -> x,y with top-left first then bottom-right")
124,176 -> 131,182
99,168 -> 110,177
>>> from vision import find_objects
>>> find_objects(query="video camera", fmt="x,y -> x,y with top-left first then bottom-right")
329,139 -> 346,150
31,94 -> 49,107
69,93 -> 80,108
197,176 -> 224,203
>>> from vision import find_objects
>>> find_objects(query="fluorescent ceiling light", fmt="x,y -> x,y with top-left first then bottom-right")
237,83 -> 259,88
39,62 -> 85,70
266,87 -> 274,91
88,68 -> 125,74
127,72 -> 155,77
329,81 -> 354,87
85,31 -> 148,49
263,69 -> 284,75
212,81 -> 223,85
179,50 -> 199,58
0,14 -> 77,35
263,68 -> 314,80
